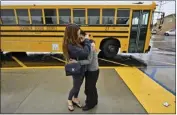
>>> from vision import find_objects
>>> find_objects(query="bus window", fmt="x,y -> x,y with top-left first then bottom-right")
142,10 -> 150,25
132,11 -> 140,25
59,9 -> 71,24
140,10 -> 150,41
117,9 -> 130,25
44,9 -> 57,24
132,10 -> 150,25
88,9 -> 100,25
16,9 -> 30,25
1,9 -> 16,25
73,9 -> 85,25
102,9 -> 115,24
30,9 -> 43,25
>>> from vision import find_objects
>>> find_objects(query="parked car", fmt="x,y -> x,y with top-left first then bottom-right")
164,29 -> 176,36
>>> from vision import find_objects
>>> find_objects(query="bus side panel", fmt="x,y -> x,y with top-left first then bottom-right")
1,26 -> 130,53
1,37 -> 129,53
1,37 -> 62,52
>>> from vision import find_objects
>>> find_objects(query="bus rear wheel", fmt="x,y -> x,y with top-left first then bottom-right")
102,40 -> 119,58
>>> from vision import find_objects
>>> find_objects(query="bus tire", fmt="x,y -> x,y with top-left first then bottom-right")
102,40 -> 119,58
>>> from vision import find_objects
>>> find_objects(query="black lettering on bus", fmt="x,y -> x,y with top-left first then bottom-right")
35,27 -> 44,31
20,26 -> 32,31
46,26 -> 57,30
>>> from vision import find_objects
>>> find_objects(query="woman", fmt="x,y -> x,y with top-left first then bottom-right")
62,24 -> 91,111
70,39 -> 99,111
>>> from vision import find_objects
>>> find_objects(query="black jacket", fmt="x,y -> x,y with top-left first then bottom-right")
68,39 -> 91,76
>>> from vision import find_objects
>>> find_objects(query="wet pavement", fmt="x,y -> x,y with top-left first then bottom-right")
120,35 -> 176,95
139,67 -> 175,95
151,35 -> 175,52
129,35 -> 176,95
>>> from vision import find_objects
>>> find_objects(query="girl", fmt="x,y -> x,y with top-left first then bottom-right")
62,24 -> 91,111
70,39 -> 99,111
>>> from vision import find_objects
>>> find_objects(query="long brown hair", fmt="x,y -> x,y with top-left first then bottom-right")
62,24 -> 82,62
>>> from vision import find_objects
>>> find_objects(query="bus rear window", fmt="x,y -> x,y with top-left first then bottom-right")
30,9 -> 43,25
59,9 -> 71,24
102,9 -> 115,24
73,9 -> 85,25
88,9 -> 100,25
16,9 -> 30,25
1,9 -> 16,25
117,9 -> 130,25
44,9 -> 57,24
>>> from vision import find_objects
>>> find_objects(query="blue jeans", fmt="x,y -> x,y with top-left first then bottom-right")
68,75 -> 84,100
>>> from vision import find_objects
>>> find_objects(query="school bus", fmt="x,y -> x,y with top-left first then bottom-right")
0,1 -> 163,58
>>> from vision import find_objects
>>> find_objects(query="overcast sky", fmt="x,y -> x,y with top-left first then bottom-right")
2,1 -> 175,23
154,1 -> 175,22
158,1 -> 175,16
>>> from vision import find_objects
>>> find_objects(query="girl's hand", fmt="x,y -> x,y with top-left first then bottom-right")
91,43 -> 96,51
85,34 -> 89,39
80,34 -> 90,42
80,37 -> 85,42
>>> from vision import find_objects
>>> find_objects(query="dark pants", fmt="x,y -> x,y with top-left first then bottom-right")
68,75 -> 84,100
85,69 -> 99,107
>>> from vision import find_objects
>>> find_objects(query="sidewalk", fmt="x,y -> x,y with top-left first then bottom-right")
1,68 -> 146,113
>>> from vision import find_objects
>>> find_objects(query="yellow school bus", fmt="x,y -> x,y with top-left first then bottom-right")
1,1 -> 162,58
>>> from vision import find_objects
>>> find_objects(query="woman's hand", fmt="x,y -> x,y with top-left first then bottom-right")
68,59 -> 78,63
